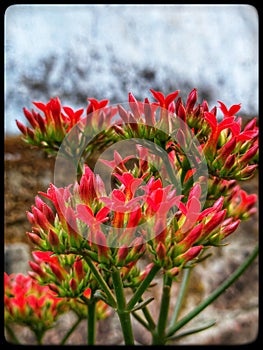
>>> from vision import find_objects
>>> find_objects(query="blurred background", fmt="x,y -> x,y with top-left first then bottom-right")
4,4 -> 258,134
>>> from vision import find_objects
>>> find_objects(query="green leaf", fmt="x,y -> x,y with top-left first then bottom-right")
131,297 -> 155,312
167,319 -> 216,341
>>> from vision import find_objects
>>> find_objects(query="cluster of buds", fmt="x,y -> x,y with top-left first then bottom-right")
8,87 -> 258,346
28,251 -> 93,298
28,251 -> 110,320
202,104 -> 258,180
26,158 -> 249,280
144,181 -> 243,275
16,97 -> 85,154
4,273 -> 67,341
15,89 -> 258,183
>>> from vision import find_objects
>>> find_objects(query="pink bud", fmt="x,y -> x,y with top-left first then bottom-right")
221,219 -> 240,238
239,164 -> 258,179
23,107 -> 39,128
244,118 -> 257,131
203,210 -> 226,235
144,98 -> 155,125
26,232 -> 44,247
128,92 -> 141,120
74,258 -> 85,281
218,137 -> 236,159
177,103 -> 186,122
15,120 -> 27,135
49,263 -> 65,282
34,113 -> 46,134
177,223 -> 203,252
69,278 -> 78,292
178,245 -> 203,264
239,144 -> 258,164
32,206 -> 51,230
186,88 -> 197,112
48,283 -> 60,294
117,245 -> 129,264
26,127 -> 35,140
27,211 -> 36,225
28,261 -> 46,278
118,104 -> 129,123
223,154 -> 236,170
48,230 -> 60,247
167,266 -> 180,277
156,241 -> 166,260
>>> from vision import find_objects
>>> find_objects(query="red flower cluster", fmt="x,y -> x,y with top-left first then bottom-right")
9,87 -> 258,345
4,273 -> 66,339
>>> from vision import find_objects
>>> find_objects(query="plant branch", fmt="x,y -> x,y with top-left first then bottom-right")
167,244 -> 258,337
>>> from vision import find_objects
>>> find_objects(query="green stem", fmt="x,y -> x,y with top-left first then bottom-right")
5,324 -> 20,344
169,267 -> 192,327
34,330 -> 44,345
111,267 -> 134,345
152,274 -> 173,345
167,244 -> 259,338
87,300 -> 97,345
132,311 -> 151,331
127,264 -> 161,311
60,317 -> 82,345
140,301 -> 156,330
83,255 -> 116,308
131,297 -> 156,332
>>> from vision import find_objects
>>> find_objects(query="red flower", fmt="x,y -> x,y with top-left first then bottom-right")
150,89 -> 180,110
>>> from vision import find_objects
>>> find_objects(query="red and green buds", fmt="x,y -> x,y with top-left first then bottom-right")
13,87 -> 258,345
4,272 -> 67,340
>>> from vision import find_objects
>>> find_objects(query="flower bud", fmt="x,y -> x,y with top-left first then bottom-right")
28,261 -> 47,279
239,144 -> 258,164
167,266 -> 180,278
177,223 -> 203,252
218,137 -> 236,160
238,164 -> 258,179
27,232 -> 45,248
15,120 -> 27,135
74,258 -> 85,281
156,241 -> 166,260
32,206 -> 51,230
116,245 -> 129,265
186,88 -> 197,112
174,245 -> 203,266
49,263 -> 65,282
69,278 -> 78,292
48,230 -> 60,248
223,154 -> 236,171
220,219 -> 240,239
203,210 -> 226,235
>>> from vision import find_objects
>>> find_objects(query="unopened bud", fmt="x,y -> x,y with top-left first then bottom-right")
48,230 -> 60,247
69,278 -> 78,292
117,245 -> 129,265
156,241 -> 166,260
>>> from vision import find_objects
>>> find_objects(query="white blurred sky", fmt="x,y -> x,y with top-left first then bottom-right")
4,4 -> 258,134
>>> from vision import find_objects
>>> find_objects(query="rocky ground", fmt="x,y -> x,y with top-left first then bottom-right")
4,135 -> 259,345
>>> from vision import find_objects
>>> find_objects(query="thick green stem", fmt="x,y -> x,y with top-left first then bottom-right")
112,267 -> 134,345
152,274 -> 173,345
87,300 -> 97,345
167,244 -> 259,338
127,264 -> 161,311
83,255 -> 116,308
